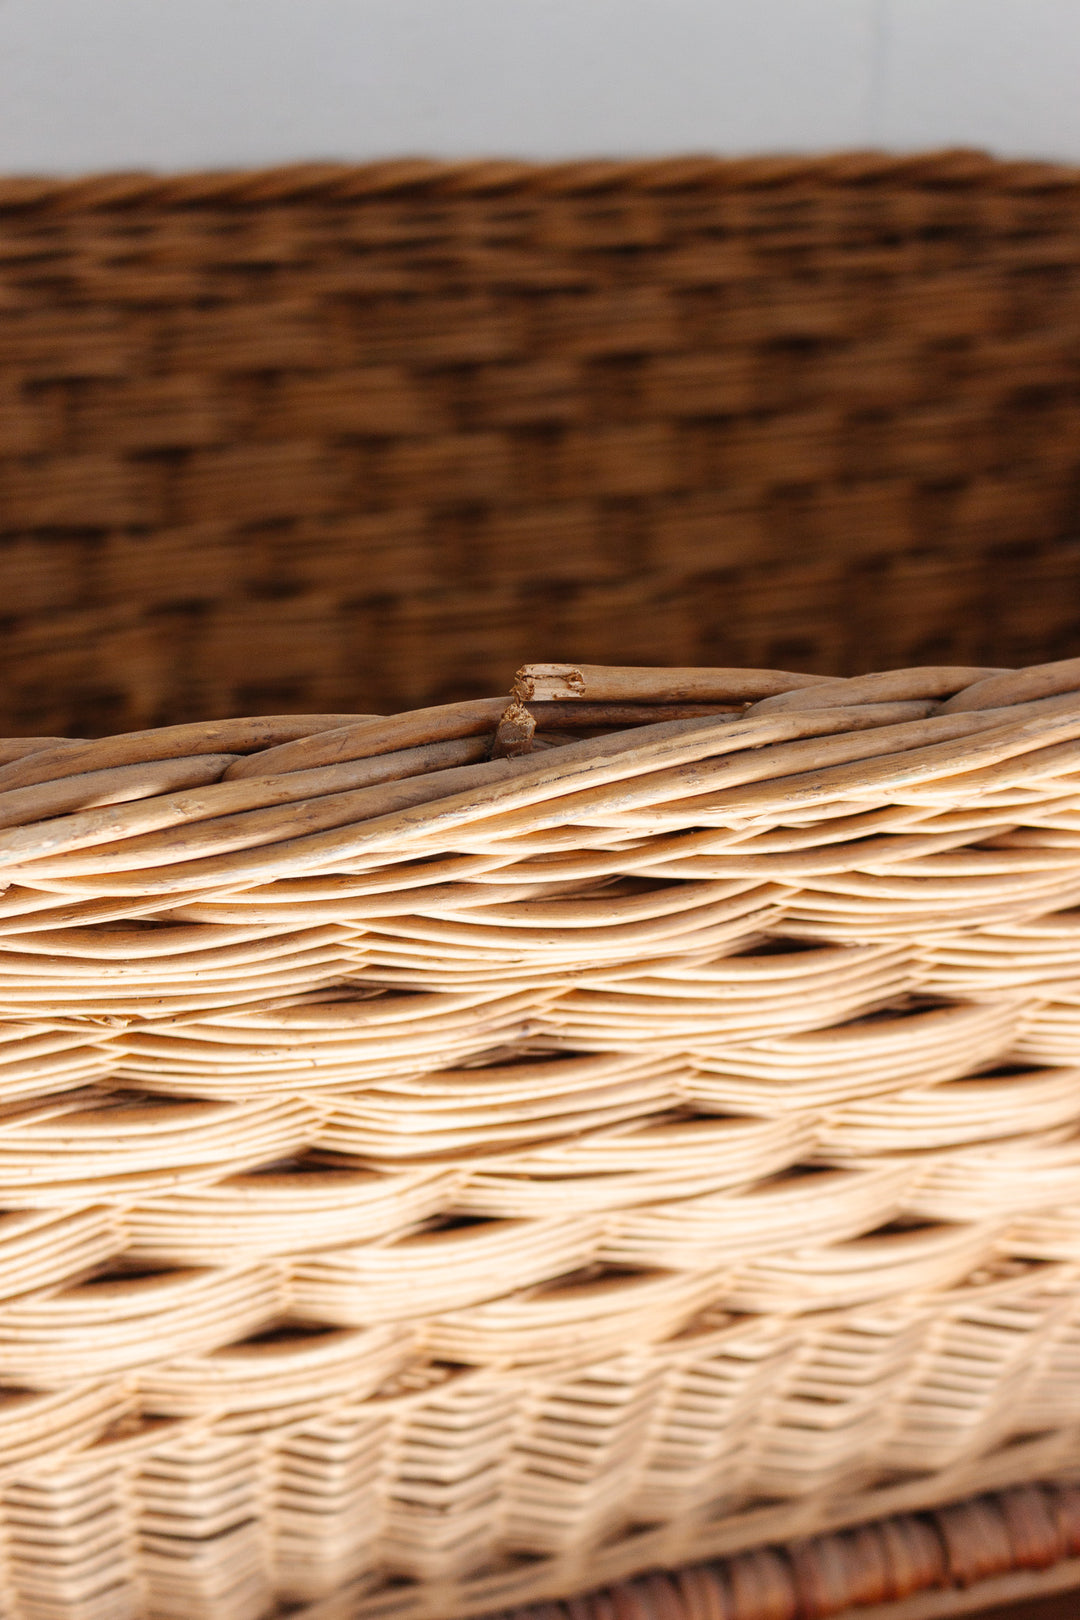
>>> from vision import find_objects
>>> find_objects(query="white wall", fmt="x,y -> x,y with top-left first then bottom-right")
0,0 -> 1079,174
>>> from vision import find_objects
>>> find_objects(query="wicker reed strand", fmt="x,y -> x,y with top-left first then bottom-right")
4,152 -> 1080,735
0,662 -> 1078,1617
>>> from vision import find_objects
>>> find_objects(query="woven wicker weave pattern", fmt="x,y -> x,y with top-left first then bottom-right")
490,1482 -> 1080,1619
1,661 -> 1080,1616
3,152 -> 1080,736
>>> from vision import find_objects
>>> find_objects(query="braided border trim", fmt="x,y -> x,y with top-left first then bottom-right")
1,148 -> 1079,212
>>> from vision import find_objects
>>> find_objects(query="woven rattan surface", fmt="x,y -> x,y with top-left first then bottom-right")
485,1482 -> 1080,1619
1,661 -> 1080,1616
4,152 -> 1080,736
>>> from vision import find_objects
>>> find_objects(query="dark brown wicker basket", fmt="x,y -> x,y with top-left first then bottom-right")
3,150 -> 1080,737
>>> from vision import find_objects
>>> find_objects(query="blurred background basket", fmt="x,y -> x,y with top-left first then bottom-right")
3,155 -> 1080,1620
3,150 -> 1080,735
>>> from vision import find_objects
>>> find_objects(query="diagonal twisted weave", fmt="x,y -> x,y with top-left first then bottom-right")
0,661 -> 1080,1615
4,150 -> 1080,736
492,1480 -> 1080,1619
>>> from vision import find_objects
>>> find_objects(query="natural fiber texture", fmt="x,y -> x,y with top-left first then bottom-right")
4,151 -> 1080,735
1,661 -> 1080,1617
489,1481 -> 1080,1620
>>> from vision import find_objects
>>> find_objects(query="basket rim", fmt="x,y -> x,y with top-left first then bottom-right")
2,147 -> 1080,213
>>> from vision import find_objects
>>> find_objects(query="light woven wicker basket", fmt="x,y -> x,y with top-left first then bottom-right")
4,153 -> 1080,1620
3,662 -> 1080,1620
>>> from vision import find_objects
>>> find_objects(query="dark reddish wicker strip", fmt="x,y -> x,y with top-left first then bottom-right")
492,1483 -> 1080,1619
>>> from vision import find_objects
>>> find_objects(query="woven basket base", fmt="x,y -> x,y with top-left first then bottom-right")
856,1562 -> 1080,1618
304,1557 -> 1080,1620
482,1535 -> 1080,1620
495,1565 -> 1080,1620
287,1477 -> 1080,1620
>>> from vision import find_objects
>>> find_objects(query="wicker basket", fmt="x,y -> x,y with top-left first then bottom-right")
1,661 -> 1080,1620
4,154 -> 1080,1620
3,150 -> 1080,736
